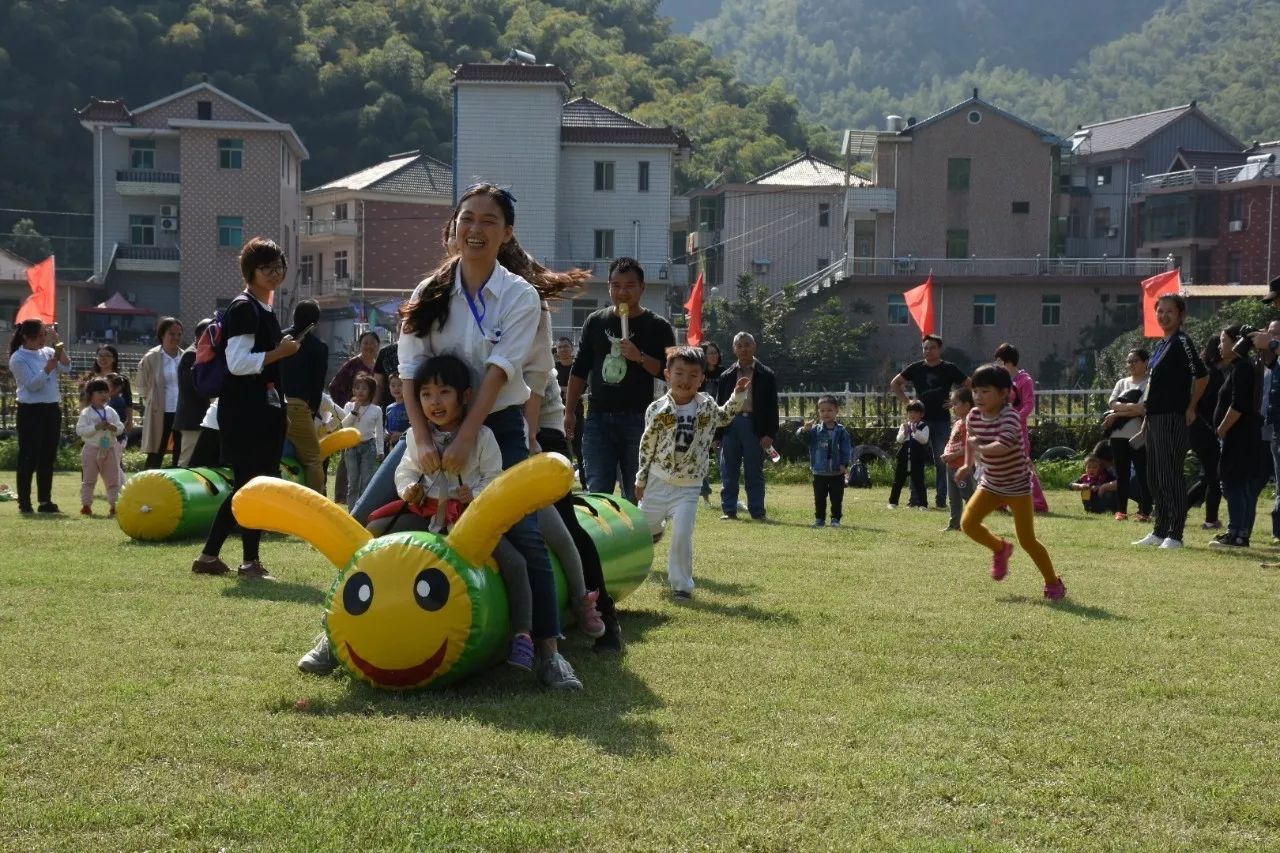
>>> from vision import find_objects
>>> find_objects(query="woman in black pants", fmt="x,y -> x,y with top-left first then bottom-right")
191,238 -> 299,580
1106,347 -> 1152,522
1186,337 -> 1224,529
7,319 -> 71,513
1132,294 -> 1209,549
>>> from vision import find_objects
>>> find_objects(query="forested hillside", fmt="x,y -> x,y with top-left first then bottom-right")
0,0 -> 829,212
696,0 -> 1280,141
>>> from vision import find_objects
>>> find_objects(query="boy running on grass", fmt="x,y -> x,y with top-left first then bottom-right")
636,346 -> 749,600
955,364 -> 1066,600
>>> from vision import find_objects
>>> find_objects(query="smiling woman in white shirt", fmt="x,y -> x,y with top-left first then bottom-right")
8,318 -> 72,513
136,316 -> 184,469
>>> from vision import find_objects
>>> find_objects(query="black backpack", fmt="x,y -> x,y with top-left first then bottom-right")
846,460 -> 872,488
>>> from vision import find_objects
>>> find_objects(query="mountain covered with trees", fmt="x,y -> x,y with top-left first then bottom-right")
0,0 -> 830,213
695,0 -> 1280,142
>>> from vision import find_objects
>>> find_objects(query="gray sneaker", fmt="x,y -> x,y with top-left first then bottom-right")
298,634 -> 338,675
536,652 -> 583,690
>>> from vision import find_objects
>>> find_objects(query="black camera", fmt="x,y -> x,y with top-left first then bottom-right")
1234,325 -> 1258,358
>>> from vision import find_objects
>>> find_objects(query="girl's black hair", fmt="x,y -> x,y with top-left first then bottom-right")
1129,347 -> 1150,362
1156,292 -> 1187,317
413,354 -> 472,401
993,342 -> 1020,366
971,364 -> 1013,390
951,387 -> 974,405
84,378 -> 109,397
9,319 -> 42,355
351,372 -> 377,398
905,398 -> 926,413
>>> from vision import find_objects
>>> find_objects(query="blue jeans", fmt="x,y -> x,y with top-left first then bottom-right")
720,414 -> 765,517
1270,437 -> 1280,539
1224,475 -> 1265,540
925,418 -> 949,506
352,435 -> 405,525
582,410 -> 645,503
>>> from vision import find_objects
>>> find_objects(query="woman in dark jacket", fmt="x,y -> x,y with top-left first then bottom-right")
173,318 -> 212,467
1209,325 -> 1267,548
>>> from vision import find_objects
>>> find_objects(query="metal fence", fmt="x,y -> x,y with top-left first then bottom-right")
779,390 -> 1111,427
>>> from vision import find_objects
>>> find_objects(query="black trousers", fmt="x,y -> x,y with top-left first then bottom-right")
1146,412 -> 1191,541
889,442 -> 929,506
16,402 -> 61,508
145,411 -> 180,469
201,407 -> 286,563
1110,435 -> 1151,516
188,427 -> 223,469
812,474 -> 845,521
1186,417 -> 1222,523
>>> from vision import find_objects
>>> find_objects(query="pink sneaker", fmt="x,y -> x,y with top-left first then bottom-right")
575,589 -> 607,638
991,541 -> 1013,581
1043,578 -> 1067,601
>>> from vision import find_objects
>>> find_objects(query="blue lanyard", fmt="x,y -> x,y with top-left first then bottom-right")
94,406 -> 109,424
464,287 -> 486,333
1149,336 -> 1174,372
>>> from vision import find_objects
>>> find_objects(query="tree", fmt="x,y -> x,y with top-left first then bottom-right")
790,296 -> 875,388
2,219 -> 53,263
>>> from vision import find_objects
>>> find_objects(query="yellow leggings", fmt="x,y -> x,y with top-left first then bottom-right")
960,487 -> 1058,584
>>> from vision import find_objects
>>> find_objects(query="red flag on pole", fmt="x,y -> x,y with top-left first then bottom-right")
903,274 -> 936,336
684,271 -> 705,347
15,255 -> 56,324
1140,269 -> 1181,337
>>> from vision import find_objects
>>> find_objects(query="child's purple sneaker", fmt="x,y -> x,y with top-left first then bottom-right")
991,541 -> 1014,581
1043,578 -> 1067,601
507,633 -> 535,671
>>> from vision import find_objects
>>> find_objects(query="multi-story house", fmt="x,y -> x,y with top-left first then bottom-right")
1129,142 -> 1280,295
1065,102 -> 1242,262
451,60 -> 691,338
689,153 -> 869,293
0,248 -> 32,334
298,151 -> 453,349
77,82 -> 307,337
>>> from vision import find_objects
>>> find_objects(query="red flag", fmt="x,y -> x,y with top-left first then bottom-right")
1141,269 -> 1181,337
15,255 -> 56,324
684,272 -> 705,347
903,274 -> 936,336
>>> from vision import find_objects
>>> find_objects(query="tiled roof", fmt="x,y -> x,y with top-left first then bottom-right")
559,98 -> 690,148
902,95 -> 1057,141
749,152 -> 871,187
1171,148 -> 1248,170
452,63 -> 571,86
1076,105 -> 1194,154
76,98 -> 131,123
315,152 -> 451,196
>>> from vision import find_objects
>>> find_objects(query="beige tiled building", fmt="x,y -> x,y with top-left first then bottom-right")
77,82 -> 307,337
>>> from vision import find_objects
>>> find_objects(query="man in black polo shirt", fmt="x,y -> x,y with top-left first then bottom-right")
565,257 -> 675,503
891,334 -> 969,509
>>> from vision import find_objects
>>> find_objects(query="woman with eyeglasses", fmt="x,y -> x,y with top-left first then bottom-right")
191,239 -> 299,581
136,316 -> 185,469
1105,347 -> 1152,521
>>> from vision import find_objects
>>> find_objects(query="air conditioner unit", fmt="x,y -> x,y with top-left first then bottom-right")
160,217 -> 178,232
159,204 -> 179,218
1229,220 -> 1245,233
1105,226 -> 1119,238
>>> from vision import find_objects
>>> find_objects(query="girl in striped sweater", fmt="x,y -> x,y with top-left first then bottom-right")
956,365 -> 1066,600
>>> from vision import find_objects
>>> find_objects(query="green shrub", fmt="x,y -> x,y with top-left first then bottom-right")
0,438 -> 149,473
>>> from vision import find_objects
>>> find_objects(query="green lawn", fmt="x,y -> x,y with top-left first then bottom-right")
3,472 -> 1280,850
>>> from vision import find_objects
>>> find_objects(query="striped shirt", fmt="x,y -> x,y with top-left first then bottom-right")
967,405 -> 1030,496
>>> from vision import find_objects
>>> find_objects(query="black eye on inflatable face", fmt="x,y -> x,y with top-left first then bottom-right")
344,571 -> 374,616
413,568 -> 450,612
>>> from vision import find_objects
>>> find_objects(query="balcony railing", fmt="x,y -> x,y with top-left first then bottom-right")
539,259 -> 687,285
301,219 -> 359,237
1131,161 -> 1277,195
296,277 -> 354,297
118,245 -> 180,261
116,169 -> 180,184
845,187 -> 897,214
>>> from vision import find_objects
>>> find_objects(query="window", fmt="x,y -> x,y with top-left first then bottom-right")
638,161 -> 650,193
197,100 -> 212,120
888,293 -> 909,325
671,230 -> 687,261
299,255 -> 314,283
334,250 -> 349,279
817,257 -> 830,270
1095,166 -> 1112,187
594,161 -> 615,191
1011,201 -> 1030,214
217,216 -> 243,248
572,298 -> 598,329
334,202 -> 348,221
594,229 -> 614,259
1228,251 -> 1242,283
1229,195 -> 1245,221
947,158 -> 971,190
819,202 -> 831,227
1041,294 -> 1061,326
945,229 -> 969,259
1092,207 -> 1112,239
129,140 -> 155,170
130,214 -> 155,246
305,206 -> 314,220
218,138 -> 244,169
967,110 -> 982,125
1114,293 -> 1140,327
973,294 -> 996,326
752,259 -> 772,274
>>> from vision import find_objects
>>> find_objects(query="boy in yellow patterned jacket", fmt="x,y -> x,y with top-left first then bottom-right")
636,345 -> 750,599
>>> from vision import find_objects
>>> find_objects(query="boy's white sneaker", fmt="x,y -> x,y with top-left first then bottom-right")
1132,533 -> 1164,546
1159,537 -> 1184,549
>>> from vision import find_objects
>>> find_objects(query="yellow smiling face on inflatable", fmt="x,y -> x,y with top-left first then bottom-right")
326,535 -> 475,689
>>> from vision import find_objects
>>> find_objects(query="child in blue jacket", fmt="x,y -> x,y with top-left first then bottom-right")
796,395 -> 854,527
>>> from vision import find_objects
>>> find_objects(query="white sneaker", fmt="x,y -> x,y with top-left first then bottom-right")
886,503 -> 898,510
1159,537 -> 1184,549
1132,533 -> 1164,546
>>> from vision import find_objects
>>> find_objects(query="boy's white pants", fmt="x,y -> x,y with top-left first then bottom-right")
639,477 -> 702,593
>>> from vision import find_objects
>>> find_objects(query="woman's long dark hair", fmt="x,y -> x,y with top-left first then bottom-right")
9,319 -> 42,355
400,184 -> 588,336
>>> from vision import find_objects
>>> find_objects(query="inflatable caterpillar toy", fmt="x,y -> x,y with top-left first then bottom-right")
231,453 -> 652,689
116,428 -> 362,541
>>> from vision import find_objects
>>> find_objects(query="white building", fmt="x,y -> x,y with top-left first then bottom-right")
451,61 -> 692,339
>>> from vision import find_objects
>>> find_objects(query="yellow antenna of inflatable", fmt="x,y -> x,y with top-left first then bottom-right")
446,453 -> 574,568
318,427 -> 362,460
232,476 -> 373,568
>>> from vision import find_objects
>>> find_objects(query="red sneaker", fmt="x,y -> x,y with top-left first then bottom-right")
80,505 -> 92,516
1043,578 -> 1067,601
1113,512 -> 1127,521
991,541 -> 1013,581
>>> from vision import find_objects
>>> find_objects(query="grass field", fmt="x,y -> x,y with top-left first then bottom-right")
3,472 -> 1280,851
